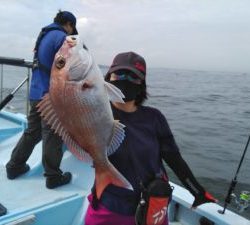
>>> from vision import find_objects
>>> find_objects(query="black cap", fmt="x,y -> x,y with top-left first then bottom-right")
61,11 -> 78,35
107,52 -> 146,80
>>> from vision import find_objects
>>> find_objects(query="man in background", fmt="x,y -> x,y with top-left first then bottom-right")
6,10 -> 78,189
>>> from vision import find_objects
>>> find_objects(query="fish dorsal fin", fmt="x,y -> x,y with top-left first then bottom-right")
37,94 -> 92,163
104,81 -> 125,103
107,120 -> 126,156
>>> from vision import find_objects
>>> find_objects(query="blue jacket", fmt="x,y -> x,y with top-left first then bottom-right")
29,23 -> 67,100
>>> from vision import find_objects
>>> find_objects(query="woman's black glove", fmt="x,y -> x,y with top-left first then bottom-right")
192,191 -> 217,208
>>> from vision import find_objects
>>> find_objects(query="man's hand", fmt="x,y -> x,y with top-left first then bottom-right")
66,36 -> 77,47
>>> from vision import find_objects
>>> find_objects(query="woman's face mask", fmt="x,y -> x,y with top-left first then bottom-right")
109,80 -> 141,102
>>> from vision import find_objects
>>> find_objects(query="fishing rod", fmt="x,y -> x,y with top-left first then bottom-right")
218,135 -> 250,214
0,77 -> 28,111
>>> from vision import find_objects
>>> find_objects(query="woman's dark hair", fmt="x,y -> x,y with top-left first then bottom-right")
135,79 -> 148,106
54,10 -> 72,26
104,71 -> 148,106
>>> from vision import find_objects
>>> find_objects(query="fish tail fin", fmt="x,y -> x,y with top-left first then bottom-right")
95,162 -> 133,199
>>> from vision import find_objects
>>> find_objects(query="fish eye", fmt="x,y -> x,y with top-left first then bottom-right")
55,55 -> 66,69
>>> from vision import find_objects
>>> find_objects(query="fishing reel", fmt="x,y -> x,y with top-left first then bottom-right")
231,191 -> 250,213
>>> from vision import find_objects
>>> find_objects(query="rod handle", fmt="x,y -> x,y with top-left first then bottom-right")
225,179 -> 237,204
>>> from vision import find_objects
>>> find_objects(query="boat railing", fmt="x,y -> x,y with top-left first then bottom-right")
0,56 -> 33,116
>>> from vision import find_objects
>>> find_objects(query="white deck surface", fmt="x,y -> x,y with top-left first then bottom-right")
0,130 -> 94,219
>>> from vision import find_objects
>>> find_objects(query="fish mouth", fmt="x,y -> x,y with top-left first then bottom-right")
55,55 -> 66,69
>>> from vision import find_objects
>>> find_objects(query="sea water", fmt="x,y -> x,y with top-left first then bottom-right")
1,65 -> 250,219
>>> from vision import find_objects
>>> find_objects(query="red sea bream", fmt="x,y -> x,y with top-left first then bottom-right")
37,36 -> 132,198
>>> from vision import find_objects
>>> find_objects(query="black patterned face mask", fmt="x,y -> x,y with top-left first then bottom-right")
109,80 -> 141,102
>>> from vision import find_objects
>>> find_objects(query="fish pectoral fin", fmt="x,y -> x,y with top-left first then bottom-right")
95,162 -> 133,199
107,120 -> 126,156
104,81 -> 125,103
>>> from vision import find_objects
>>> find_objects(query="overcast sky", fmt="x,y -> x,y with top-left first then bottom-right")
0,0 -> 250,72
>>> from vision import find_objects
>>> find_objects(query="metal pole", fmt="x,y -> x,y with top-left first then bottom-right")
11,77 -> 28,95
0,77 -> 28,111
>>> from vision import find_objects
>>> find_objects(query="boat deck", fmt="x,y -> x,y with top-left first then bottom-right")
1,110 -> 250,225
0,111 -> 95,225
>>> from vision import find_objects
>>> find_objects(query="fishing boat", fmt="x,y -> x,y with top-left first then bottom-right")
0,57 -> 249,225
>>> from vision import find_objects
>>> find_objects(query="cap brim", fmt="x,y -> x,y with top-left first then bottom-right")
72,27 -> 78,35
107,65 -> 145,80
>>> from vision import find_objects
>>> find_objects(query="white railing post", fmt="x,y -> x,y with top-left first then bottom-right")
0,64 -> 3,101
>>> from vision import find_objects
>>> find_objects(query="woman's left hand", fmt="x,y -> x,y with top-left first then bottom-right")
192,191 -> 218,208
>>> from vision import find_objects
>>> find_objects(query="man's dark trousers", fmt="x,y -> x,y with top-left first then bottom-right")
6,100 -> 63,178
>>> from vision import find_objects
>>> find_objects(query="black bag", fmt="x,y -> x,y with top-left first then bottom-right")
135,178 -> 173,225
